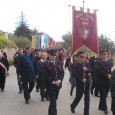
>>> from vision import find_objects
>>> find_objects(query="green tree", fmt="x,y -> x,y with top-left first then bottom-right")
62,32 -> 72,50
14,12 -> 32,40
31,28 -> 39,35
98,34 -> 115,52
9,34 -> 31,48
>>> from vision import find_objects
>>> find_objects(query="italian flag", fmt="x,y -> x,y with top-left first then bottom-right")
0,62 -> 7,76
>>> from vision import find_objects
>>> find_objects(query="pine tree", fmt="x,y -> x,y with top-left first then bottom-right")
14,12 -> 32,40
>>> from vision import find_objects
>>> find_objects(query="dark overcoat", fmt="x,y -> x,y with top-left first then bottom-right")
110,67 -> 115,112
111,69 -> 115,97
71,60 -> 92,87
43,60 -> 64,89
94,60 -> 110,87
17,54 -> 36,82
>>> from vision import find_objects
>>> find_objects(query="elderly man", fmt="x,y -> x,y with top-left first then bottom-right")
17,47 -> 36,104
36,52 -> 49,101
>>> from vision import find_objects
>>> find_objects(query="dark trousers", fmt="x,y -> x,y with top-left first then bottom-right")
0,75 -> 6,90
17,75 -> 22,91
40,80 -> 46,99
48,88 -> 59,115
71,84 -> 90,115
91,81 -> 99,96
112,111 -> 115,115
36,77 -> 40,90
98,86 -> 108,111
111,97 -> 115,113
22,82 -> 34,101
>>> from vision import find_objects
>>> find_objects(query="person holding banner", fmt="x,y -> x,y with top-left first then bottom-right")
70,51 -> 92,115
0,51 -> 9,91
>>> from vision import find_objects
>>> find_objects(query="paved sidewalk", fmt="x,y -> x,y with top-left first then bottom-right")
0,66 -> 112,115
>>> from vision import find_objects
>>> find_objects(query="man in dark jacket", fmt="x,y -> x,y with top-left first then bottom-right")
70,51 -> 92,115
43,49 -> 64,115
13,48 -> 23,93
36,52 -> 49,101
17,47 -> 36,104
95,50 -> 111,114
89,55 -> 99,96
110,66 -> 115,115
35,51 -> 42,92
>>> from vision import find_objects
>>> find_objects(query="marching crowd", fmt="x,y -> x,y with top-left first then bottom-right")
0,47 -> 115,115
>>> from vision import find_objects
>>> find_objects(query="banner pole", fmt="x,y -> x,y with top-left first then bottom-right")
83,0 -> 85,12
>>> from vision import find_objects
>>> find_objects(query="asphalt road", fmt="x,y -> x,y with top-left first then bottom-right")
0,66 -> 112,115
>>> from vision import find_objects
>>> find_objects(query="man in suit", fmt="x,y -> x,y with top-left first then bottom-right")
36,52 -> 49,101
13,48 -> 23,93
70,51 -> 92,115
110,66 -> 115,115
43,49 -> 64,115
95,50 -> 111,114
89,55 -> 99,97
17,47 -> 36,104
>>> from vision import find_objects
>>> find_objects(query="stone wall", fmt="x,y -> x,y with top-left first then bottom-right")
5,48 -> 17,59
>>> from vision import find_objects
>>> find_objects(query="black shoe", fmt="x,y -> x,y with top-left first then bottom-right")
70,104 -> 75,113
48,112 -> 51,115
95,94 -> 100,97
25,100 -> 29,104
104,110 -> 109,114
70,90 -> 72,96
1,89 -> 4,92
36,89 -> 39,92
46,96 -> 49,101
84,113 -> 90,115
28,95 -> 31,99
19,90 -> 22,94
41,98 -> 44,102
91,90 -> 93,95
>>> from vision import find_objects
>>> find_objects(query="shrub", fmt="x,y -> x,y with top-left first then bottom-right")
9,36 -> 31,48
0,35 -> 17,48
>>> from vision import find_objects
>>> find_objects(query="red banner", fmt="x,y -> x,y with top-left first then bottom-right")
72,7 -> 99,54
49,37 -> 53,46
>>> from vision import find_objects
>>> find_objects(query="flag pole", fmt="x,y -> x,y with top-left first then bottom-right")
83,0 -> 85,12
82,0 -> 86,92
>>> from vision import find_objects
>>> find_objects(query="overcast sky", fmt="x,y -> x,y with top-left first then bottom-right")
0,0 -> 115,41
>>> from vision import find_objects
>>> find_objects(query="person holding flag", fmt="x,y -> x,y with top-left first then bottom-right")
70,51 -> 92,115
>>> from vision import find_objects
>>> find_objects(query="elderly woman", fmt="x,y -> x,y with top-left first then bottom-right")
110,66 -> 115,115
